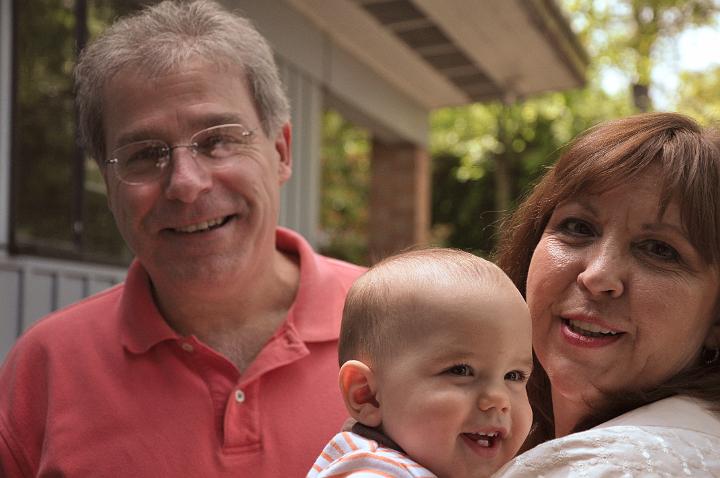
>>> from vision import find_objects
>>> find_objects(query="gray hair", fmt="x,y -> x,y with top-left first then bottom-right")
74,0 -> 290,165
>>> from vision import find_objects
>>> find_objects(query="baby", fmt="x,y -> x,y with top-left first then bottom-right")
307,248 -> 533,478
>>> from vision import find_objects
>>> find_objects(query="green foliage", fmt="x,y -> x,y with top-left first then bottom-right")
428,0 -> 719,255
12,0 -> 136,263
430,87 -> 630,255
676,67 -> 720,124
320,0 -> 720,262
319,111 -> 371,265
13,1 -> 78,249
564,0 -> 719,109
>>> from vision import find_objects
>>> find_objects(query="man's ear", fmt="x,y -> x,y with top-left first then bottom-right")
339,360 -> 382,427
100,165 -> 115,211
275,123 -> 292,185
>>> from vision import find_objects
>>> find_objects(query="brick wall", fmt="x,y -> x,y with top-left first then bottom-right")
369,140 -> 430,262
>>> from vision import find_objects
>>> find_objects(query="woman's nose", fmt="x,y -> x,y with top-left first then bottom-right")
577,243 -> 625,299
163,147 -> 212,203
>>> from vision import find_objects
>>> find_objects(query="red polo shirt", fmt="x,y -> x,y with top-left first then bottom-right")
0,228 -> 365,477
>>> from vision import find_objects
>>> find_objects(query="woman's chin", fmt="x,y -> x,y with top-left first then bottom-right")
546,367 -> 609,409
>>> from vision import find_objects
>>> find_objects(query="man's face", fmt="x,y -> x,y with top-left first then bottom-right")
101,60 -> 291,292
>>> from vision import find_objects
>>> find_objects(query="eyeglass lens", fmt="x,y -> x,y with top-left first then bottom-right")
110,124 -> 254,184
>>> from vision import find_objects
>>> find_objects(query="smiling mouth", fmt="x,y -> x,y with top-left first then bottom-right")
563,319 -> 622,338
463,432 -> 500,448
172,215 -> 234,234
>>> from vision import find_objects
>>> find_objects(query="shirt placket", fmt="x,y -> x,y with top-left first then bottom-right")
222,380 -> 261,451
221,324 -> 309,451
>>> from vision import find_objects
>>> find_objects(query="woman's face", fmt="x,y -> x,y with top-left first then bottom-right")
527,169 -> 720,411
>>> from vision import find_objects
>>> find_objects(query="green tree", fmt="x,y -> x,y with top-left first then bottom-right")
676,66 -> 720,124
564,0 -> 719,111
428,0 -> 719,256
13,0 -> 145,263
430,87 -> 630,256
319,111 -> 371,265
13,1 -> 79,252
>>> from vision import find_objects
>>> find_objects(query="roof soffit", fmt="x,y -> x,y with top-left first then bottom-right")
285,0 -> 587,108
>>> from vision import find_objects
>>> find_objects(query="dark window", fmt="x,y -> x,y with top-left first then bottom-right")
10,0 -> 152,265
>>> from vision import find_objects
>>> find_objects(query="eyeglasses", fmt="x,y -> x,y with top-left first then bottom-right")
106,124 -> 256,185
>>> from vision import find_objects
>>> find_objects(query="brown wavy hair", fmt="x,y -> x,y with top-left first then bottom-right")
494,112 -> 720,448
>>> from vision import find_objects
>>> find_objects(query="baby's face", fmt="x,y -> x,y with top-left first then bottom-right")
374,281 -> 533,478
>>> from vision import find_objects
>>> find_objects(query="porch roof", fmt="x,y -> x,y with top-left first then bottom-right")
286,0 -> 588,109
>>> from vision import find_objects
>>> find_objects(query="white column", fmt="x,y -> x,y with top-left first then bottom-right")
0,0 -> 13,253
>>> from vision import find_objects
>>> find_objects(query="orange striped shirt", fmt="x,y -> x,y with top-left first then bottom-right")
307,432 -> 436,477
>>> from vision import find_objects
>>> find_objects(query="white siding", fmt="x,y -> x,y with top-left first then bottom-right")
0,0 -> 15,362
0,265 -> 20,363
0,0 -> 12,250
0,257 -> 126,362
230,0 -> 429,145
278,58 -> 323,244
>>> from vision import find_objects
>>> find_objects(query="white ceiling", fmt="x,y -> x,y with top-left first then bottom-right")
285,0 -> 587,109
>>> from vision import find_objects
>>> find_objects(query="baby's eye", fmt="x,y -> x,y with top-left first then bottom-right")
446,364 -> 473,377
505,370 -> 529,382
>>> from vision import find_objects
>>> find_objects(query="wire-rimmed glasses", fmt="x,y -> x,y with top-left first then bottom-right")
106,124 -> 256,185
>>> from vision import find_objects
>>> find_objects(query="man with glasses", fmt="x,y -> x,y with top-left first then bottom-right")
0,1 -> 365,477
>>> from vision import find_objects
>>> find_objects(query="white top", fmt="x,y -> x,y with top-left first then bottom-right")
307,431 -> 436,478
493,395 -> 720,477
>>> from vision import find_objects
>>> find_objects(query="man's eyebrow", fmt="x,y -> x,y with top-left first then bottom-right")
190,113 -> 250,130
113,113 -> 253,147
114,129 -> 160,148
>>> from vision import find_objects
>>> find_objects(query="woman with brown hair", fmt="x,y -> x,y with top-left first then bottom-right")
493,112 -> 720,475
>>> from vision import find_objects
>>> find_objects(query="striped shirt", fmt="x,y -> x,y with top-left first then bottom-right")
307,431 -> 437,477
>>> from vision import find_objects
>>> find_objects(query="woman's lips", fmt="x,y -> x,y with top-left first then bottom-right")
560,317 -> 625,347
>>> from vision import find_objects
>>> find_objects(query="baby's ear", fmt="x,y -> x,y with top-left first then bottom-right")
339,360 -> 382,427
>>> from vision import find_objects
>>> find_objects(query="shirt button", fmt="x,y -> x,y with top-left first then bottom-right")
181,342 -> 194,353
235,389 -> 246,403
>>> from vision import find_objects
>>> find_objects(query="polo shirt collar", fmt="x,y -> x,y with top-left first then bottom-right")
119,227 -> 345,354
277,227 -> 346,343
119,260 -> 180,354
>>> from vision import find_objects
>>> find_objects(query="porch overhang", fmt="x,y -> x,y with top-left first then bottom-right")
286,0 -> 588,109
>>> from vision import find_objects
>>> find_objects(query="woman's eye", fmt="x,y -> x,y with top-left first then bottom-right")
638,240 -> 679,262
558,218 -> 594,236
505,370 -> 528,382
446,364 -> 473,376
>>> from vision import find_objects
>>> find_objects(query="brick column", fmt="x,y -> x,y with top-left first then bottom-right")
368,140 -> 430,263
